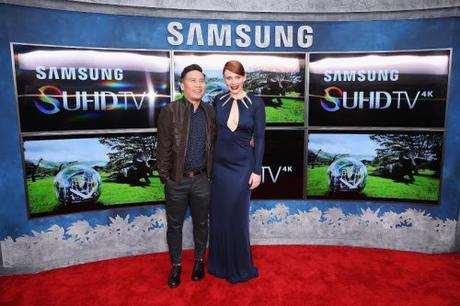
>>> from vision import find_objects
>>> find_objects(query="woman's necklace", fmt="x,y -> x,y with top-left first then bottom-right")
220,92 -> 253,109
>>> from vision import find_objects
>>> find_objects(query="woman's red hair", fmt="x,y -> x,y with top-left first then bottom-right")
223,60 -> 245,76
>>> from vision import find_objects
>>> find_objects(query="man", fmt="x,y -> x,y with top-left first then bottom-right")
157,64 -> 215,288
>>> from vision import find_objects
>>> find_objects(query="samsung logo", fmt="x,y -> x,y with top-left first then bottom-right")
35,66 -> 124,81
167,22 -> 313,49
324,69 -> 399,82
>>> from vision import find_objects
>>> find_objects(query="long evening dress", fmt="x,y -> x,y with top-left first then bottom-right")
208,92 -> 265,283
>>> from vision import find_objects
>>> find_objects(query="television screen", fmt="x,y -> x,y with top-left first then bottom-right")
173,51 -> 305,125
308,50 -> 450,128
23,133 -> 163,216
252,129 -> 304,199
307,131 -> 443,203
13,44 -> 171,132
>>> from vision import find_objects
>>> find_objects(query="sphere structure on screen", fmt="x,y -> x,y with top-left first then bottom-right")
327,157 -> 368,193
54,165 -> 102,204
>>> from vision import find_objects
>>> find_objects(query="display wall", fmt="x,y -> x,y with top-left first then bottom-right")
0,4 -> 459,274
14,46 -> 450,216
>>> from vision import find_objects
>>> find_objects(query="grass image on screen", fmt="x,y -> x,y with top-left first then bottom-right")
24,135 -> 164,216
307,133 -> 442,203
173,52 -> 305,125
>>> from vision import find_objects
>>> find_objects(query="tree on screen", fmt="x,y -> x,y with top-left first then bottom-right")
99,136 -> 158,175
370,134 -> 442,174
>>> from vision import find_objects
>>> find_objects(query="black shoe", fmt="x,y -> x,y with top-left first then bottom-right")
191,259 -> 205,281
168,265 -> 181,288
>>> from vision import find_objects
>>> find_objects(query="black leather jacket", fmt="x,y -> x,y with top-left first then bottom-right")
156,98 -> 216,183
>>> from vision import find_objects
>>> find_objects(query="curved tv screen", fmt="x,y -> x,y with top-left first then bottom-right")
308,50 -> 450,128
307,131 -> 443,203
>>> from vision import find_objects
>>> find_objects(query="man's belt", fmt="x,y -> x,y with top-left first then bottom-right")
183,168 -> 206,177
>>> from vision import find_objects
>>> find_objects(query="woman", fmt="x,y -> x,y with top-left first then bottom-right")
208,60 -> 265,283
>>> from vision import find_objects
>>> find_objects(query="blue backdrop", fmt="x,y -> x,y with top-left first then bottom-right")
0,4 -> 459,240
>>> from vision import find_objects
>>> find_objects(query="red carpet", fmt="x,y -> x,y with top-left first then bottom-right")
1,245 -> 460,306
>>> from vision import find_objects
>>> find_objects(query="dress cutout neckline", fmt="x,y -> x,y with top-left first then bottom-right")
227,99 -> 239,132
220,93 -> 253,133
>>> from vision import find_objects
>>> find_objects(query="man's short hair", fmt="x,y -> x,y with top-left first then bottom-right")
180,64 -> 205,80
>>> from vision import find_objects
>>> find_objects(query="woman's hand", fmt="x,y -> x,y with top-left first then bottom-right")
248,173 -> 261,190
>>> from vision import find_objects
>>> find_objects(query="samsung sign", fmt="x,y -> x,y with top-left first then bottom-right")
166,22 -> 314,48
308,50 -> 450,128
14,44 -> 172,132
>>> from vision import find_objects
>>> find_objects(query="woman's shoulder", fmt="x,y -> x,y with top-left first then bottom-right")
245,93 -> 264,107
246,92 -> 261,100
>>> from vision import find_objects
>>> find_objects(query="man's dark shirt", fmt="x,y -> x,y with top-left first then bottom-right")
184,104 -> 207,172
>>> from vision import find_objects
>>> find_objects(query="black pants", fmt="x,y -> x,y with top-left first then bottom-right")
165,173 -> 210,264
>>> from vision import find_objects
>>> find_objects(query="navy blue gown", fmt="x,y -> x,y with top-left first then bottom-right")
208,92 -> 265,283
